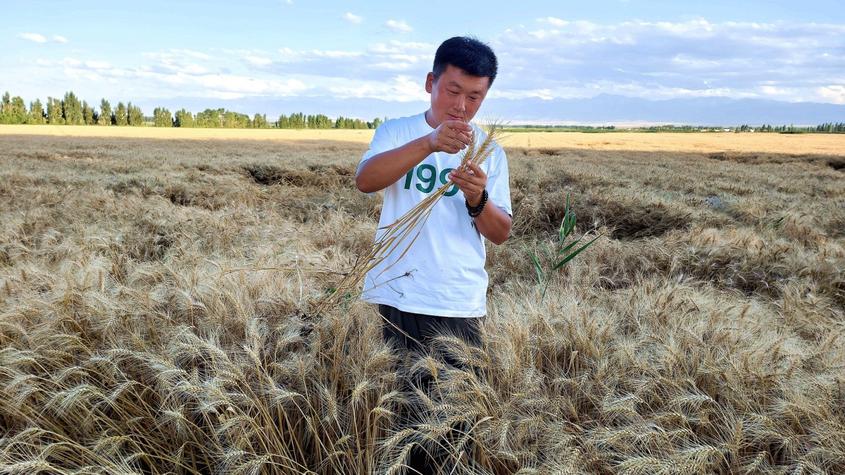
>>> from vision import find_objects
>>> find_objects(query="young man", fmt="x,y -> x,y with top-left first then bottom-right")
356,35 -> 510,474
356,36 -> 512,360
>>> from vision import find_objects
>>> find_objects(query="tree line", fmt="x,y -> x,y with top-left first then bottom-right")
0,91 -> 384,130
749,123 -> 845,133
3,90 -> 842,133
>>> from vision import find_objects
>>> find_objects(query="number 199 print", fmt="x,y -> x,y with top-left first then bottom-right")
402,164 -> 459,196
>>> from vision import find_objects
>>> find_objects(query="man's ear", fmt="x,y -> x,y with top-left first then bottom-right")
425,72 -> 434,94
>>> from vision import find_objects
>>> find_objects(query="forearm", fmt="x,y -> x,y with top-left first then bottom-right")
473,200 -> 512,245
356,135 -> 433,193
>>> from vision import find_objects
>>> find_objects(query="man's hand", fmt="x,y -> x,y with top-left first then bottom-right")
428,120 -> 473,154
449,161 -> 487,206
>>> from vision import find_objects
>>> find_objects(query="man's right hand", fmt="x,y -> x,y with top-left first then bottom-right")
427,120 -> 474,154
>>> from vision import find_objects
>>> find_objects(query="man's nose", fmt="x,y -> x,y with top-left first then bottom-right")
456,95 -> 466,111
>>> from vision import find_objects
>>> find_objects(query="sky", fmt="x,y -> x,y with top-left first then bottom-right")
3,0 -> 845,122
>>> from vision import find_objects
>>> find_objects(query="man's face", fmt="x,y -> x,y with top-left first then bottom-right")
425,64 -> 490,127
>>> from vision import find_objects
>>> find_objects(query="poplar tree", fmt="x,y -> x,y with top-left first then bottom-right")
7,96 -> 27,124
98,99 -> 112,125
153,107 -> 173,127
174,109 -> 194,127
62,91 -> 83,125
47,97 -> 64,124
0,92 -> 9,123
277,114 -> 290,128
252,113 -> 268,128
29,99 -> 45,124
114,102 -> 128,126
82,101 -> 95,125
127,102 -> 144,126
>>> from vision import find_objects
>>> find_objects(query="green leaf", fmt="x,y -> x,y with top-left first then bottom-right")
529,251 -> 544,285
557,236 -> 584,255
563,211 -> 576,236
552,234 -> 602,270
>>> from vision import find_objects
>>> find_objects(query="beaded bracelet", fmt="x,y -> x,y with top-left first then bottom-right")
465,189 -> 488,217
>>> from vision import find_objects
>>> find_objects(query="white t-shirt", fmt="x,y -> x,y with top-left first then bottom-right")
357,112 -> 512,317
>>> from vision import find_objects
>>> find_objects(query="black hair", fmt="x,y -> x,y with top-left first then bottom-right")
432,36 -> 498,87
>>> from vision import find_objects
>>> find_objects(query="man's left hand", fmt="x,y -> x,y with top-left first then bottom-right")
449,161 -> 487,207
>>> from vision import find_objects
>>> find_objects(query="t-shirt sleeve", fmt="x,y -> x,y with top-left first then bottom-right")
486,144 -> 512,216
356,121 -> 395,176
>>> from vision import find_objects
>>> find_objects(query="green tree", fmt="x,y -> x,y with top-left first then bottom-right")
252,113 -> 268,128
47,97 -> 64,124
277,114 -> 290,128
114,102 -> 128,126
174,109 -> 194,128
98,99 -> 112,126
82,101 -> 95,125
62,91 -> 83,125
127,102 -> 144,126
153,107 -> 173,127
289,112 -> 305,129
8,96 -> 27,124
28,99 -> 46,124
0,92 -> 10,123
196,108 -> 223,127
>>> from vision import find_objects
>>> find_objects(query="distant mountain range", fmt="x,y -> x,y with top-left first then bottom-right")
137,94 -> 845,127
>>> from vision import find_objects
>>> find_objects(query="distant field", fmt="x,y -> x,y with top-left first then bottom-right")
3,123 -> 845,154
1,131 -> 843,473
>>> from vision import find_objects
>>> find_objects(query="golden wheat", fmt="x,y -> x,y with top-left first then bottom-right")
0,133 -> 843,473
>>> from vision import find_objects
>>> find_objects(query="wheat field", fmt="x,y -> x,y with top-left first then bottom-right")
1,128 -> 844,474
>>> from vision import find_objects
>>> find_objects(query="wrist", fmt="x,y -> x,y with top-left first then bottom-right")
424,133 -> 437,155
465,193 -> 482,207
465,189 -> 488,217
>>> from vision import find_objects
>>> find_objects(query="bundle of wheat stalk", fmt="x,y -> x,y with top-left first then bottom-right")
313,123 -> 500,315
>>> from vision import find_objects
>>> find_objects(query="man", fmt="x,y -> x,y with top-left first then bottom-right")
355,36 -> 511,471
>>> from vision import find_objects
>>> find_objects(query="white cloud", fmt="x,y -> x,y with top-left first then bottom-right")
492,19 -> 845,104
15,19 -> 845,110
385,19 -> 412,33
343,12 -> 363,24
84,60 -> 111,70
18,32 -> 69,44
369,40 -> 432,54
18,32 -> 47,43
540,17 -> 569,28
245,55 -> 273,66
328,75 -> 427,102
817,85 -> 845,104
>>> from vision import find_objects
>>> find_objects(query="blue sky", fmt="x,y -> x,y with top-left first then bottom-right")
3,0 -> 844,121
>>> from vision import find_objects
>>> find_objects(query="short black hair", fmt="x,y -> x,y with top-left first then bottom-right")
432,36 -> 498,87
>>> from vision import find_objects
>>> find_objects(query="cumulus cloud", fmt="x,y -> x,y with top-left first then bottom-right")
245,55 -> 273,66
385,19 -> 412,33
19,19 -> 845,108
493,19 -> 845,103
18,32 -> 47,43
343,12 -> 363,24
245,41 -> 432,82
817,85 -> 845,104
18,32 -> 69,44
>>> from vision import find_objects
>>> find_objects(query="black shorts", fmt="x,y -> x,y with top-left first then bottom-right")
378,304 -> 484,356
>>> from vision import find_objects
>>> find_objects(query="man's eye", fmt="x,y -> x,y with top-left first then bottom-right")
469,96 -> 479,102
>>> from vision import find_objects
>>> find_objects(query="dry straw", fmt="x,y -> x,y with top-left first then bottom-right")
313,123 -> 501,315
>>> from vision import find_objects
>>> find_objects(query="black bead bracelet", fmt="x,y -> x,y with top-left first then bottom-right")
466,189 -> 488,217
